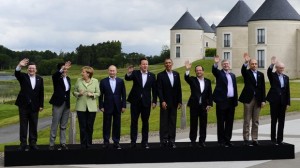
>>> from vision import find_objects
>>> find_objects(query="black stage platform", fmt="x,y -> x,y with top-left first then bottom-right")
4,140 -> 295,167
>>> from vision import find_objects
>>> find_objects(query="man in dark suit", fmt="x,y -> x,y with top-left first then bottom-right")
212,55 -> 238,147
49,61 -> 71,150
15,58 -> 44,151
184,60 -> 213,147
266,56 -> 290,145
157,58 -> 182,148
239,53 -> 266,146
99,65 -> 126,149
125,57 -> 157,149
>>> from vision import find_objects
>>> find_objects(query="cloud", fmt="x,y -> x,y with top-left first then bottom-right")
0,0 -> 299,55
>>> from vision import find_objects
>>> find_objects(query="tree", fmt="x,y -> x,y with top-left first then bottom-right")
0,54 -> 11,70
38,58 -> 64,75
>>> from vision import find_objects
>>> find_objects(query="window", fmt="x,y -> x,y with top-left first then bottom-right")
257,29 -> 265,44
224,34 -> 230,47
176,46 -> 180,58
257,50 -> 265,68
206,42 -> 209,47
176,34 -> 180,44
224,52 -> 230,60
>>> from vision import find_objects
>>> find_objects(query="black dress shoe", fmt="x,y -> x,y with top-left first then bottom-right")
58,144 -> 68,150
199,142 -> 206,147
225,142 -> 233,147
103,142 -> 109,148
142,143 -> 150,149
277,142 -> 285,145
160,141 -> 168,148
114,143 -> 122,149
49,145 -> 55,150
130,142 -> 136,148
169,142 -> 176,149
243,140 -> 250,146
18,145 -> 27,151
30,144 -> 39,150
190,141 -> 197,147
218,143 -> 225,147
271,141 -> 278,145
252,141 -> 259,146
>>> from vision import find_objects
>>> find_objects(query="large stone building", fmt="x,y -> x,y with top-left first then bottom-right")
171,0 -> 300,78
170,11 -> 216,68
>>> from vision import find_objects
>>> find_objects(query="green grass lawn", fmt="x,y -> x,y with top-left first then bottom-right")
0,59 -> 299,151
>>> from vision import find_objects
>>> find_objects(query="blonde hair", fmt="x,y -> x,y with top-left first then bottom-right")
82,66 -> 94,78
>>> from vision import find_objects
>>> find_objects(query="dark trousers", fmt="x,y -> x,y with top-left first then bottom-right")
216,98 -> 235,144
159,105 -> 177,143
189,104 -> 207,143
18,105 -> 39,146
77,111 -> 96,148
130,99 -> 151,144
103,105 -> 121,144
270,102 -> 286,143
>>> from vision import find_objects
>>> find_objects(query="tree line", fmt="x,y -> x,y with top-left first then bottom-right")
0,41 -> 169,75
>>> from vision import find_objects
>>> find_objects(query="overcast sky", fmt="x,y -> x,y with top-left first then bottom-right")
1,0 -> 300,56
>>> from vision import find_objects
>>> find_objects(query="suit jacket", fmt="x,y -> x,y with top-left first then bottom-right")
125,70 -> 157,107
184,73 -> 213,108
239,64 -> 266,105
73,78 -> 100,112
157,70 -> 182,108
15,70 -> 44,112
212,65 -> 238,107
266,66 -> 290,106
99,77 -> 126,114
49,70 -> 71,108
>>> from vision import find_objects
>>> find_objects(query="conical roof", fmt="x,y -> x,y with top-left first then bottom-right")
218,0 -> 254,27
211,23 -> 216,32
197,16 -> 215,33
249,0 -> 300,21
171,11 -> 203,30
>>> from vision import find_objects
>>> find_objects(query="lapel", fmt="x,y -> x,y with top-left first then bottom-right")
248,69 -> 257,86
67,76 -> 71,90
194,77 -> 201,93
24,74 -> 33,89
283,75 -> 288,87
274,73 -> 281,87
34,76 -> 40,91
106,77 -> 114,94
137,71 -> 143,87
164,71 -> 173,88
143,72 -> 152,88
221,70 -> 228,85
59,76 -> 66,91
82,78 -> 93,88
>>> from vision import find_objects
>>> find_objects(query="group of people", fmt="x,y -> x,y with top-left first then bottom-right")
14,53 -> 290,151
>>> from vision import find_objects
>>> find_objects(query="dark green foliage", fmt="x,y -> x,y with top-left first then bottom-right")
0,41 -> 169,74
205,48 -> 216,57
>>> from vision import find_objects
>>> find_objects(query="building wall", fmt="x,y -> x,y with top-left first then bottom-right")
297,29 -> 300,77
204,32 -> 217,49
216,27 -> 249,76
170,29 -> 204,68
248,20 -> 300,78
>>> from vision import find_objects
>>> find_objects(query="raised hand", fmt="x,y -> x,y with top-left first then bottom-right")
271,56 -> 276,65
18,58 -> 29,67
127,65 -> 134,74
214,55 -> 220,64
64,61 -> 72,70
185,60 -> 191,70
244,53 -> 250,63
